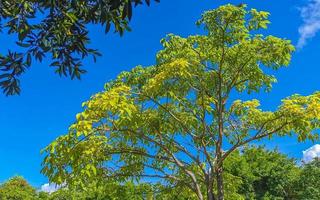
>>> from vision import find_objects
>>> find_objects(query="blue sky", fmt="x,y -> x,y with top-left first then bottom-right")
0,0 -> 320,188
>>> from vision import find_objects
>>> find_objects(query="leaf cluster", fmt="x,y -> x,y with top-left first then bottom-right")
0,0 -> 159,95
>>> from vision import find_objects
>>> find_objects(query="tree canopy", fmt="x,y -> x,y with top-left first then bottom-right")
0,0 -> 159,95
42,4 -> 320,200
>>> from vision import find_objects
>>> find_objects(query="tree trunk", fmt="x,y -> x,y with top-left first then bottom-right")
216,107 -> 225,200
206,172 -> 215,200
216,48 -> 225,200
207,189 -> 215,200
216,165 -> 224,200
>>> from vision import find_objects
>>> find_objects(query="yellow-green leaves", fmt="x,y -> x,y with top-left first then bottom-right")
71,84 -> 137,137
197,4 -> 248,44
143,58 -> 191,96
277,92 -> 320,141
248,9 -> 270,30
229,92 -> 320,143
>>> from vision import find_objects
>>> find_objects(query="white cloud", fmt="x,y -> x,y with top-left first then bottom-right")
40,183 -> 62,193
297,0 -> 320,48
302,144 -> 320,163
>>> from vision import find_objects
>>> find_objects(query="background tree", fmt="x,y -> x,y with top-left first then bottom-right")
0,0 -> 159,95
295,158 -> 320,199
0,176 -> 38,200
46,181 -> 154,200
42,4 -> 320,200
224,146 -> 300,199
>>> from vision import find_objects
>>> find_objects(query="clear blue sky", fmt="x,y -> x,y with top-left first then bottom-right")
0,0 -> 319,188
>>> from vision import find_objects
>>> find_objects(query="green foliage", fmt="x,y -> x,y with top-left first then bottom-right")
42,4 -> 320,200
295,158 -> 320,199
0,0 -> 159,95
0,176 -> 38,200
224,146 -> 300,199
45,181 -> 154,200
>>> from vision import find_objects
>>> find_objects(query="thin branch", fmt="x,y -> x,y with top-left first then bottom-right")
219,120 -> 290,164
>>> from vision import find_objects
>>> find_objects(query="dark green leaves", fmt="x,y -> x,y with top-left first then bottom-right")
0,51 -> 29,95
0,0 -> 160,95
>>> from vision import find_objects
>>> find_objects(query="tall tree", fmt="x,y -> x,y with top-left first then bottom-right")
0,0 -> 159,95
42,4 -> 320,200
